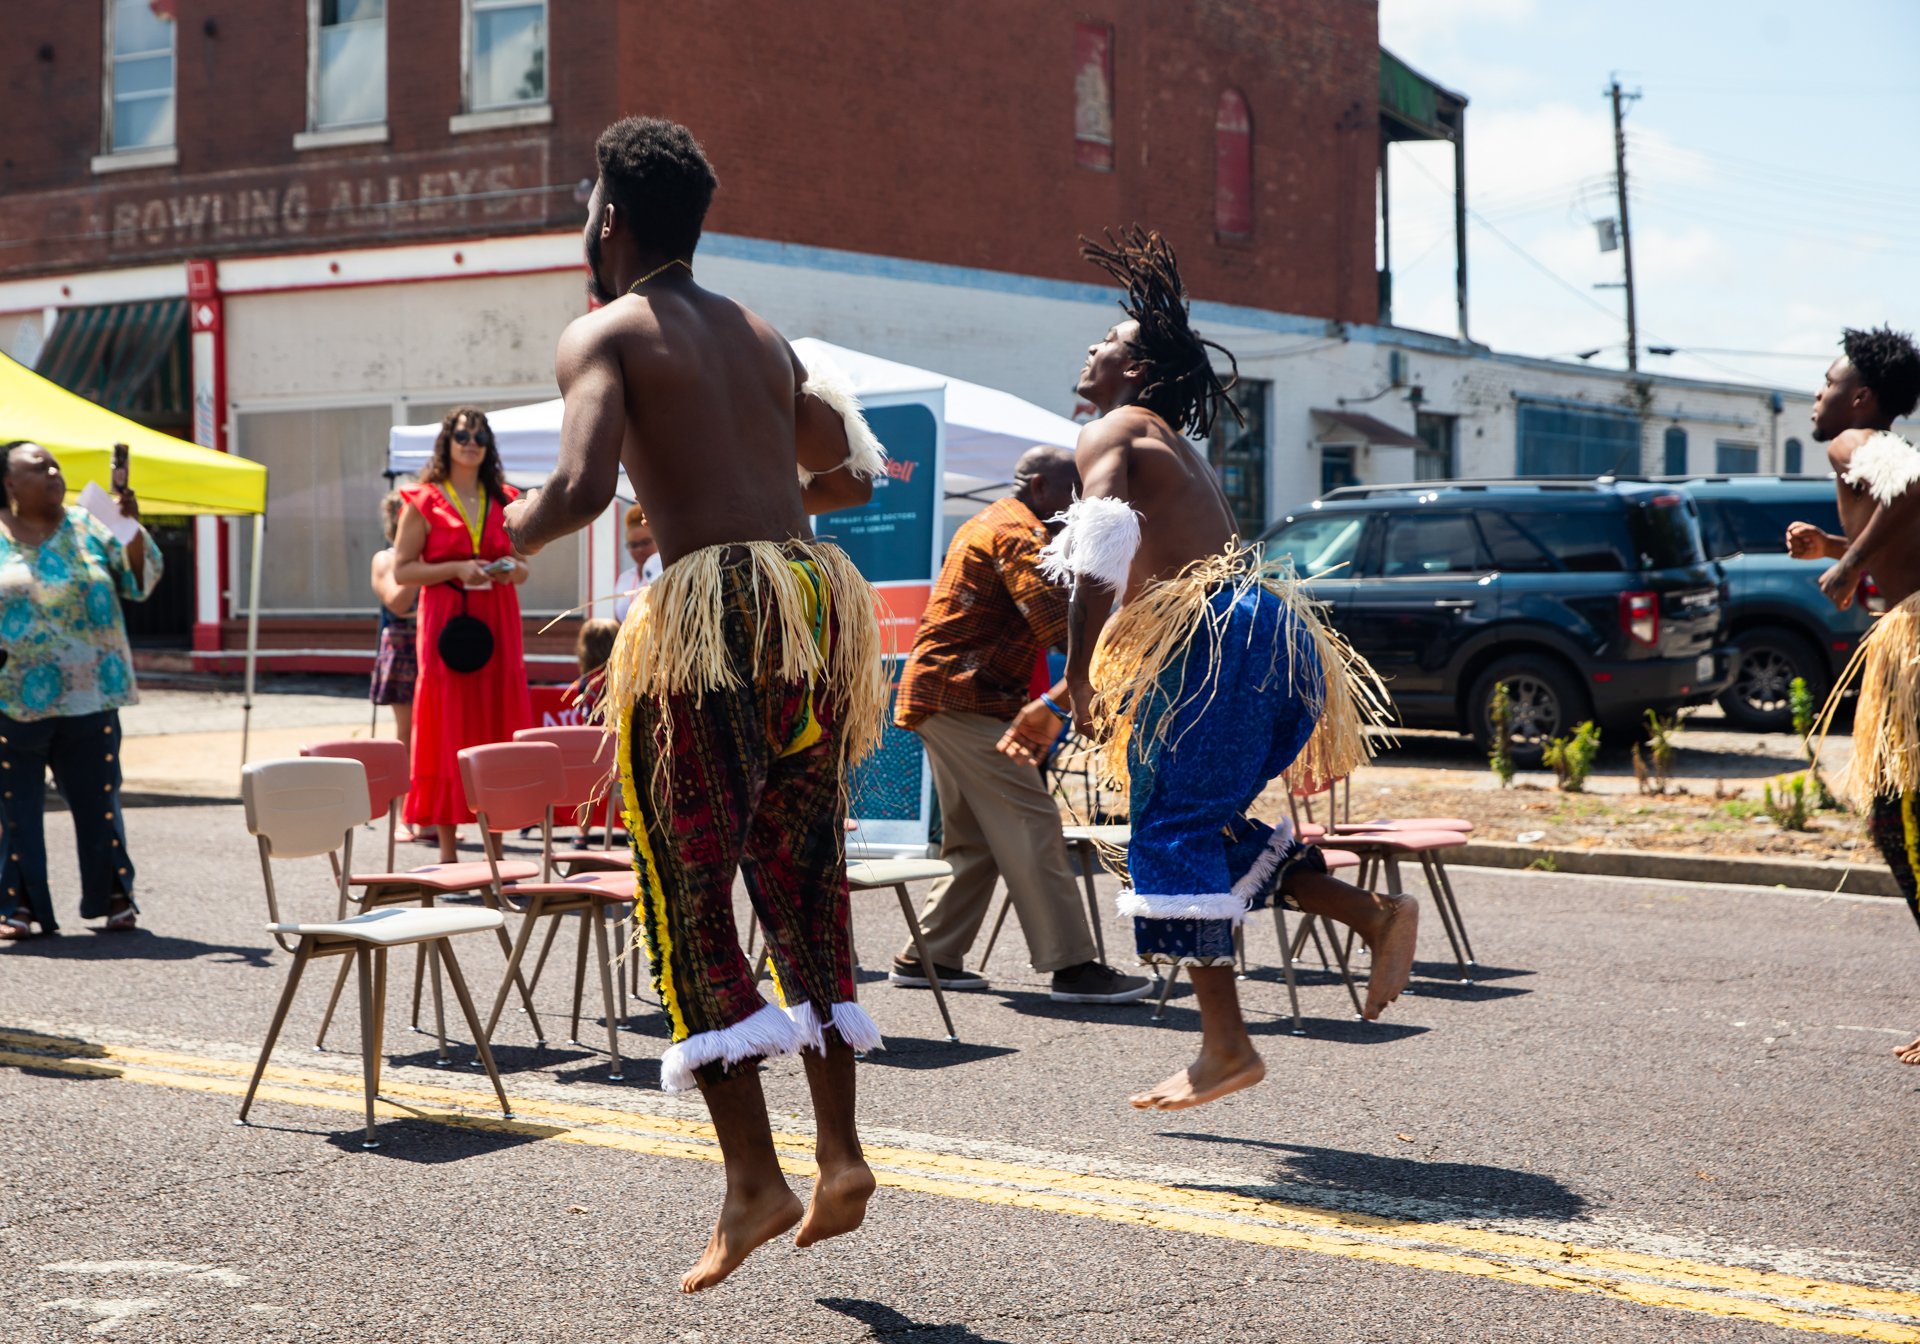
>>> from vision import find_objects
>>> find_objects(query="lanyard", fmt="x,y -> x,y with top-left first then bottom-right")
442,484 -> 487,555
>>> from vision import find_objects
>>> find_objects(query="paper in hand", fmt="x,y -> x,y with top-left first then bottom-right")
77,481 -> 142,545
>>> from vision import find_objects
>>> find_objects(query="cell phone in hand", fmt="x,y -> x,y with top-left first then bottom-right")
482,557 -> 517,576
111,442 -> 130,493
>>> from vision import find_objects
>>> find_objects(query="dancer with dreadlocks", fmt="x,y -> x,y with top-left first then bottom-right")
1046,227 -> 1420,1110
1786,324 -> 1920,1066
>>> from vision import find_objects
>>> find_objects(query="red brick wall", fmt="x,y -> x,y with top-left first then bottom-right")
1,0 -> 1381,323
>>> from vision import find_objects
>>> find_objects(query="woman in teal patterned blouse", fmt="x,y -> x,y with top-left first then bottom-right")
0,441 -> 161,938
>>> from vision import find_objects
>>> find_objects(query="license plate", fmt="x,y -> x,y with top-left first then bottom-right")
1696,655 -> 1714,680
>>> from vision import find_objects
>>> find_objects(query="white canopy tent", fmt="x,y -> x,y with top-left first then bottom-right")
386,337 -> 1082,499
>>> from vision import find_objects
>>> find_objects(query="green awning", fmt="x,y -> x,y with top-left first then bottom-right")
1380,49 -> 1466,143
34,299 -> 189,420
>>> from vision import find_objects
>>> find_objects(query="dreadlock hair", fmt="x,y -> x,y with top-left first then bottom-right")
1079,226 -> 1243,437
1842,325 -> 1920,420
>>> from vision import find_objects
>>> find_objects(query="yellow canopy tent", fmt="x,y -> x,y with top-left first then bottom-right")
1,351 -> 273,763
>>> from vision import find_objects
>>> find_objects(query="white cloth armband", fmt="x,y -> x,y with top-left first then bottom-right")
1842,431 -> 1920,506
1038,496 -> 1142,591
797,352 -> 888,486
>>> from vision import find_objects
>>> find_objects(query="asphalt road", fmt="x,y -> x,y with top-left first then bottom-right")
2,804 -> 1916,1343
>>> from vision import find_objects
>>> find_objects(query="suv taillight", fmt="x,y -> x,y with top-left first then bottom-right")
1621,592 -> 1659,647
1859,575 -> 1887,615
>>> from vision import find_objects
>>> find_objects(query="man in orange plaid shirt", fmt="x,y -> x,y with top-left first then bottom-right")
891,446 -> 1152,1004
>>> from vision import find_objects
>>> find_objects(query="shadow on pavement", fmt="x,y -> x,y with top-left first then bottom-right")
317,1115 -> 557,1161
856,1037 -> 1017,1070
817,1297 -> 1016,1344
1159,1134 -> 1587,1221
0,927 -> 274,968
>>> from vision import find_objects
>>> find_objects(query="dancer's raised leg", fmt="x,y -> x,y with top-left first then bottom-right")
795,1035 -> 876,1247
681,1065 -> 803,1294
1129,965 -> 1265,1110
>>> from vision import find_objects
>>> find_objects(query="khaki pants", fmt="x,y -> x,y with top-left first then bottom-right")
899,710 -> 1095,974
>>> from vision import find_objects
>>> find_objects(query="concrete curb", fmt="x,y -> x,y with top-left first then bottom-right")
51,790 -> 238,811
1455,840 -> 1900,899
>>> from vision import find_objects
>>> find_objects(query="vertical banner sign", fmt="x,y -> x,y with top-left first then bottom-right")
1073,22 -> 1115,172
813,395 -> 944,852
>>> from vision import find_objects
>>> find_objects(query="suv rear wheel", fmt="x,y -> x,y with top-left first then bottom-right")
1469,655 -> 1590,770
1719,627 -> 1825,733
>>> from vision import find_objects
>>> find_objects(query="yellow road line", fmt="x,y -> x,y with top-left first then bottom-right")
2,1029 -> 1913,1341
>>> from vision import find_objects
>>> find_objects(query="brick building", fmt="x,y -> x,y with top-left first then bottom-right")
0,0 -> 1407,673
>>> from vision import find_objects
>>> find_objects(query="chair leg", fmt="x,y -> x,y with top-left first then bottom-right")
239,943 -> 311,1124
1234,924 -> 1249,980
425,941 -> 450,1066
894,884 -> 957,1043
1077,841 -> 1108,966
1305,920 -> 1333,971
487,919 -> 547,1042
1323,917 -> 1367,1019
743,911 -> 760,961
527,914 -> 565,999
1429,855 -> 1477,967
486,898 -> 548,1044
313,955 -> 352,1050
355,946 -> 380,1149
592,907 -> 624,1081
1151,963 -> 1181,1022
1272,906 -> 1305,1036
371,946 -> 388,1099
439,940 -> 512,1119
569,912 -> 591,1046
979,892 -> 1012,967
409,942 -> 426,1033
1415,853 -> 1469,983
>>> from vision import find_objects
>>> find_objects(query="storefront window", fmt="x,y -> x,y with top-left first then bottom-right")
467,0 -> 547,111
314,0 -> 386,130
108,0 -> 176,152
1208,379 -> 1270,537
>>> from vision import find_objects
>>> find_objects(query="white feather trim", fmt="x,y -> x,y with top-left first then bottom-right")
658,1000 -> 803,1094
799,352 -> 889,486
1038,496 -> 1142,591
1230,818 -> 1298,905
1115,888 -> 1248,924
1842,431 -> 1920,505
830,1001 -> 885,1053
783,999 -> 884,1055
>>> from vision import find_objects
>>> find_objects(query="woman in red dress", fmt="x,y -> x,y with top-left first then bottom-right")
392,408 -> 533,861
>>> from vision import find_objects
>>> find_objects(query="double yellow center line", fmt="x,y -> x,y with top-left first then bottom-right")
2,1026 -> 1913,1341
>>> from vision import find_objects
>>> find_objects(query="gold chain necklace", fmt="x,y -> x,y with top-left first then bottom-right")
627,259 -> 692,293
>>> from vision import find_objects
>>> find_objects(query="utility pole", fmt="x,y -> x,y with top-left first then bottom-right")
1609,78 -> 1640,371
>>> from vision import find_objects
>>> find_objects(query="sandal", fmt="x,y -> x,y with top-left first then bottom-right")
0,913 -> 35,940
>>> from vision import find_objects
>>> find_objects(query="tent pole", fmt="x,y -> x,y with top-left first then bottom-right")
240,513 -> 263,771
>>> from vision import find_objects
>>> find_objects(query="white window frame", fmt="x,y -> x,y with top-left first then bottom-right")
95,0 -> 178,172
298,0 -> 390,150
457,0 -> 550,128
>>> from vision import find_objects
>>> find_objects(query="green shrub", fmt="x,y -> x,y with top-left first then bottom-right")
1543,721 -> 1601,793
1488,682 -> 1516,788
1762,772 -> 1814,831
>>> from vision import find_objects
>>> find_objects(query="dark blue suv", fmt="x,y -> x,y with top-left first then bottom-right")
1258,480 -> 1733,766
1676,476 -> 1874,731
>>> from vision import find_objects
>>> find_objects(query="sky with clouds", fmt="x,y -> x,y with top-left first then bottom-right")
1376,0 -> 1919,396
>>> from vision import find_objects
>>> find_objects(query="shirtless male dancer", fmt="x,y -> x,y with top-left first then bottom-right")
504,118 -> 890,1289
1783,325 -> 1920,1066
1046,228 -> 1420,1111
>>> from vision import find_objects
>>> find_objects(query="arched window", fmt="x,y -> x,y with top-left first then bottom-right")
1784,436 -> 1803,474
1663,425 -> 1687,475
1214,90 -> 1253,240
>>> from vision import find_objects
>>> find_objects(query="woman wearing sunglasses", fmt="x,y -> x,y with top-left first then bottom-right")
391,408 -> 533,861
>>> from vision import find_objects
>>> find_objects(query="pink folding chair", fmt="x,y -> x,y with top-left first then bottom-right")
300,739 -> 543,1062
461,742 -> 640,1079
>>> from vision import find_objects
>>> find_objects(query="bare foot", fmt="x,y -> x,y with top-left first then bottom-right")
1895,1033 -> 1920,1066
795,1160 -> 877,1248
1361,894 -> 1418,1020
1128,1049 -> 1266,1111
679,1182 -> 803,1293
